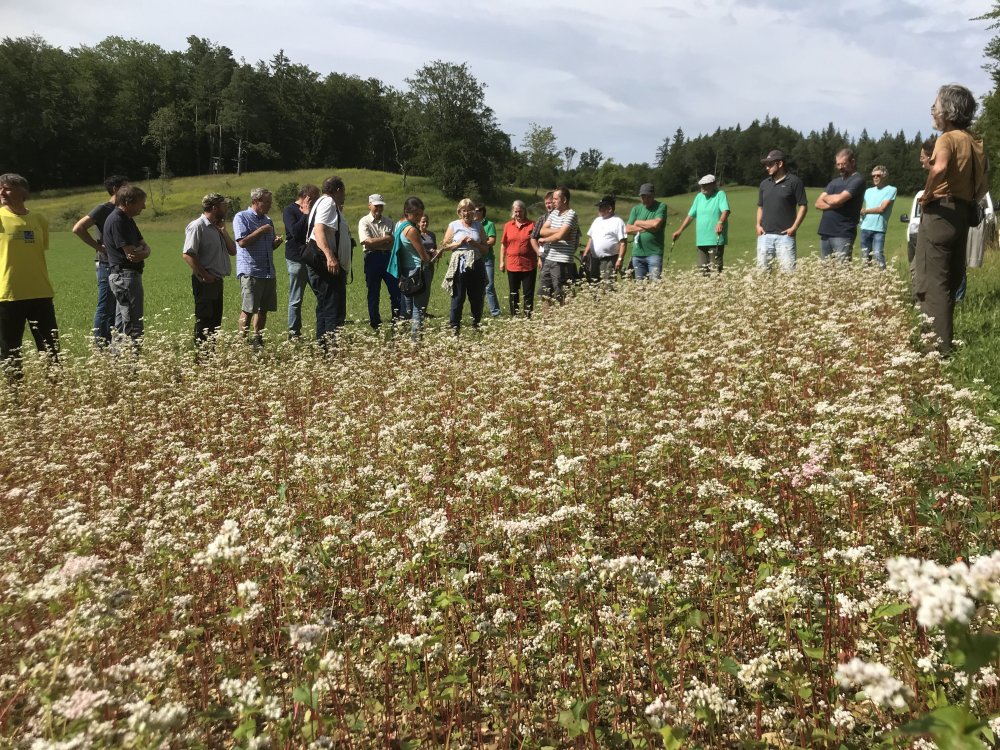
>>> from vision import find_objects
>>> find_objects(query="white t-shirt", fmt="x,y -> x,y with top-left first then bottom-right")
587,215 -> 627,258
309,196 -> 352,273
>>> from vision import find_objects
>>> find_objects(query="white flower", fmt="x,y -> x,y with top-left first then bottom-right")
835,658 -> 910,709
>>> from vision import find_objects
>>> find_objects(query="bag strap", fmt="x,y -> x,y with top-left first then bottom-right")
307,196 -> 342,266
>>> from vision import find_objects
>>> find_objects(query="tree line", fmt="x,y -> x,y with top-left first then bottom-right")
2,34 -> 938,200
0,35 -> 511,199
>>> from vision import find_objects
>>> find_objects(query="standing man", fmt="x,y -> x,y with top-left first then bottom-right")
283,184 -> 320,339
626,183 -> 667,280
103,185 -> 151,347
358,193 -> 399,331
859,166 -> 897,269
71,174 -> 128,347
0,173 -> 58,375
475,202 -> 501,317
530,190 -> 555,262
672,174 -> 731,274
815,148 -> 866,260
582,195 -> 627,282
537,186 -> 580,306
756,149 -> 807,272
182,193 -> 237,345
309,176 -> 353,346
233,188 -> 282,348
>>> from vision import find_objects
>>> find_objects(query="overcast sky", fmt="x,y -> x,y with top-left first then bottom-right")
7,0 -> 996,166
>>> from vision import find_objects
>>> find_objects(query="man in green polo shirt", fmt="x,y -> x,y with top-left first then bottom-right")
626,183 -> 667,280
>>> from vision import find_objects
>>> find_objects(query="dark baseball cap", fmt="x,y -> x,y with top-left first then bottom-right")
761,149 -> 785,165
595,195 -> 615,209
639,183 -> 655,196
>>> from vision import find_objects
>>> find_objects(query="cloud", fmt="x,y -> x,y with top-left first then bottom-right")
5,0 -> 996,165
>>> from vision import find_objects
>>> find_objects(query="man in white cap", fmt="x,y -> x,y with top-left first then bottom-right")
671,175 -> 730,274
358,193 -> 399,330
756,149 -> 807,271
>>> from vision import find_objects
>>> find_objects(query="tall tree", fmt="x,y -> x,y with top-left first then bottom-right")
144,105 -> 182,177
403,60 -> 513,199
520,123 -> 560,195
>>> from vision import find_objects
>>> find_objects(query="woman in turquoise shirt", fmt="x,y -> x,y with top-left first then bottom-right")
389,196 -> 435,340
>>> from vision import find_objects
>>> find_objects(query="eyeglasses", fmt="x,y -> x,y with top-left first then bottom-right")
871,173 -> 885,178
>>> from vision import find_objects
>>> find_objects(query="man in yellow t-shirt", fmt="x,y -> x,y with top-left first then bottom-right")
0,173 -> 58,373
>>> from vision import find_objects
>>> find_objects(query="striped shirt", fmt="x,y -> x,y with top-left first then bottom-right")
544,209 -> 579,264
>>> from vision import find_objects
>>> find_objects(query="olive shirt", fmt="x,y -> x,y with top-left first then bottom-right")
926,130 -> 987,203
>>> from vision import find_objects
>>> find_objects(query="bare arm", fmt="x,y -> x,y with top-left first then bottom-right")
219,223 -> 237,256
182,252 -> 219,282
921,151 -> 950,204
786,205 -> 807,236
816,189 -> 855,210
756,206 -> 765,236
671,215 -> 693,241
236,222 -> 274,248
862,199 -> 893,216
403,224 -> 431,263
627,216 -> 665,233
72,215 -> 103,252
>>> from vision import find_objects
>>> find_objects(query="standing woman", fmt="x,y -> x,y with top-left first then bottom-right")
419,214 -> 437,257
389,197 -> 435,340
915,84 -> 987,355
499,201 -> 537,317
441,198 -> 491,334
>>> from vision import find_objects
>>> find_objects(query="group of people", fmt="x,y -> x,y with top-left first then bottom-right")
0,83 -> 985,370
747,83 -> 987,355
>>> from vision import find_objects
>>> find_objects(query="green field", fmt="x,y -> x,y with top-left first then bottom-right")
26,169 -> 1000,398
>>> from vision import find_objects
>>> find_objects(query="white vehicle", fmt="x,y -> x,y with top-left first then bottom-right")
902,191 -> 996,267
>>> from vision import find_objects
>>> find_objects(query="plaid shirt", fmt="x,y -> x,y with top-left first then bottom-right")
233,208 -> 276,278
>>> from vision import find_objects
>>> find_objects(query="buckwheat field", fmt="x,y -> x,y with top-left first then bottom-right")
2,261 -> 998,749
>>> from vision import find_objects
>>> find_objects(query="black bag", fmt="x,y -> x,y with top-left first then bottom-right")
398,267 -> 426,297
299,238 -> 328,273
302,199 -> 342,274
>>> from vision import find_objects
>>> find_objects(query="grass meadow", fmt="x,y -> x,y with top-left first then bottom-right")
2,171 -> 998,748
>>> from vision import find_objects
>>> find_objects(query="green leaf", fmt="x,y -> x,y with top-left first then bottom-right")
232,716 -> 256,740
802,646 -> 826,659
292,684 -> 317,709
873,602 -> 910,619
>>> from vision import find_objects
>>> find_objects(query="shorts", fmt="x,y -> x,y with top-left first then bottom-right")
239,275 -> 277,314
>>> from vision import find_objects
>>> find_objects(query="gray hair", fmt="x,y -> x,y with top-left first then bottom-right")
936,84 -> 977,129
0,173 -> 30,192
871,165 -> 889,177
511,200 -> 527,217
249,187 -> 272,204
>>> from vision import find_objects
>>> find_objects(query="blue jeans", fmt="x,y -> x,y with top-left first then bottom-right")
820,235 -> 854,261
756,233 -> 797,271
94,261 -> 115,345
398,265 -> 434,340
859,229 -> 886,269
108,268 -> 144,343
363,251 -> 401,329
286,258 -> 309,336
631,254 -> 662,280
484,257 -> 501,316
